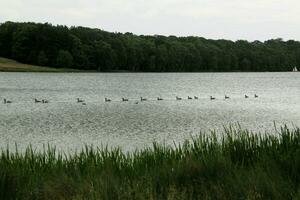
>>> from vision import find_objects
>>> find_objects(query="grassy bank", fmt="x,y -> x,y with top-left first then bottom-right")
1,126 -> 300,199
0,57 -> 80,72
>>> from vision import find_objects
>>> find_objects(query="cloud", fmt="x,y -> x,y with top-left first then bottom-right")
0,0 -> 299,41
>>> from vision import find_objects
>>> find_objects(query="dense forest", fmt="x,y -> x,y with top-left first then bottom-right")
0,21 -> 299,72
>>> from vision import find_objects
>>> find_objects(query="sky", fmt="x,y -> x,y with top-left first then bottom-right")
0,0 -> 299,41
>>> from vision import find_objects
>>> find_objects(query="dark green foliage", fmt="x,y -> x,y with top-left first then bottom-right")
0,22 -> 300,72
56,50 -> 73,68
37,51 -> 48,66
1,126 -> 300,199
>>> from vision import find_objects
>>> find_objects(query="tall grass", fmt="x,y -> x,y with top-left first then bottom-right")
1,126 -> 300,199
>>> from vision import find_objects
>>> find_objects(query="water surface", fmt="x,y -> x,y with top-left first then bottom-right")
0,72 -> 299,152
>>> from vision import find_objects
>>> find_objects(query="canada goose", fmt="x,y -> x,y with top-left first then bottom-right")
157,97 -> 163,101
3,99 -> 12,104
254,94 -> 258,98
194,96 -> 198,99
245,95 -> 249,98
188,96 -> 192,100
82,102 -> 86,105
210,96 -> 216,100
105,98 -> 111,102
140,97 -> 147,101
225,95 -> 230,99
42,100 -> 49,103
176,96 -> 182,100
122,98 -> 128,102
77,98 -> 84,103
35,98 -> 42,103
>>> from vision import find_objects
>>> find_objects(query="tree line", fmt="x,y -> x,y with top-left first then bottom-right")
0,21 -> 299,72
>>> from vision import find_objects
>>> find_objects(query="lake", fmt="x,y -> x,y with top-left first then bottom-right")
0,72 -> 299,152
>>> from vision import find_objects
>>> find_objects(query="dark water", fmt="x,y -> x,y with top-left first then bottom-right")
0,72 -> 299,152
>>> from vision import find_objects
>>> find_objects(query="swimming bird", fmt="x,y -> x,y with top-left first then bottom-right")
140,97 -> 147,101
157,97 -> 163,101
82,102 -> 86,105
254,94 -> 258,98
35,98 -> 42,103
42,100 -> 49,103
188,96 -> 192,100
77,98 -> 84,103
210,96 -> 216,100
245,95 -> 249,98
176,96 -> 182,100
194,96 -> 198,99
122,98 -> 129,102
3,99 -> 12,104
225,95 -> 230,99
105,98 -> 111,102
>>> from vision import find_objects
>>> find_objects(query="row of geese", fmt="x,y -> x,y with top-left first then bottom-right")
2,95 -> 259,104
101,94 -> 259,103
105,94 -> 258,102
3,98 -> 49,104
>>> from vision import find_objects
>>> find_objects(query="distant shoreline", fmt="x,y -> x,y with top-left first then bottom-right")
0,57 -> 83,73
1,22 -> 299,73
0,57 -> 296,73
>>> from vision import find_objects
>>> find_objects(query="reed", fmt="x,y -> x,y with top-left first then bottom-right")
1,125 -> 300,199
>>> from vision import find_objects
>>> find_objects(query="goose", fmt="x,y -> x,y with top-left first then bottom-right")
225,95 -> 230,99
77,98 -> 84,103
176,96 -> 182,100
245,95 -> 249,98
3,99 -> 12,104
194,96 -> 198,99
157,97 -> 163,101
42,100 -> 49,103
188,96 -> 192,100
35,98 -> 42,103
210,96 -> 216,100
254,94 -> 258,98
82,102 -> 87,105
122,98 -> 129,102
140,97 -> 147,101
105,98 -> 111,102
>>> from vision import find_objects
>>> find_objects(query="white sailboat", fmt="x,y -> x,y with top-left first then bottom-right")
293,66 -> 298,72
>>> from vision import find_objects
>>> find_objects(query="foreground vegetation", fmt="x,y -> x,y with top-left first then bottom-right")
1,21 -> 300,72
1,126 -> 300,199
0,57 -> 79,72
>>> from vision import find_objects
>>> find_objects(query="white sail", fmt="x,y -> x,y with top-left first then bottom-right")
293,67 -> 298,72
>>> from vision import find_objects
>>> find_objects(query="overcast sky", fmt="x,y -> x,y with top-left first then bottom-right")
0,0 -> 299,41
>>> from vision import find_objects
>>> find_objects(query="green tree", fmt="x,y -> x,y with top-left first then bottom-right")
11,23 -> 37,63
93,41 -> 114,71
241,58 -> 251,71
1,21 -> 300,72
56,50 -> 73,68
37,51 -> 48,66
